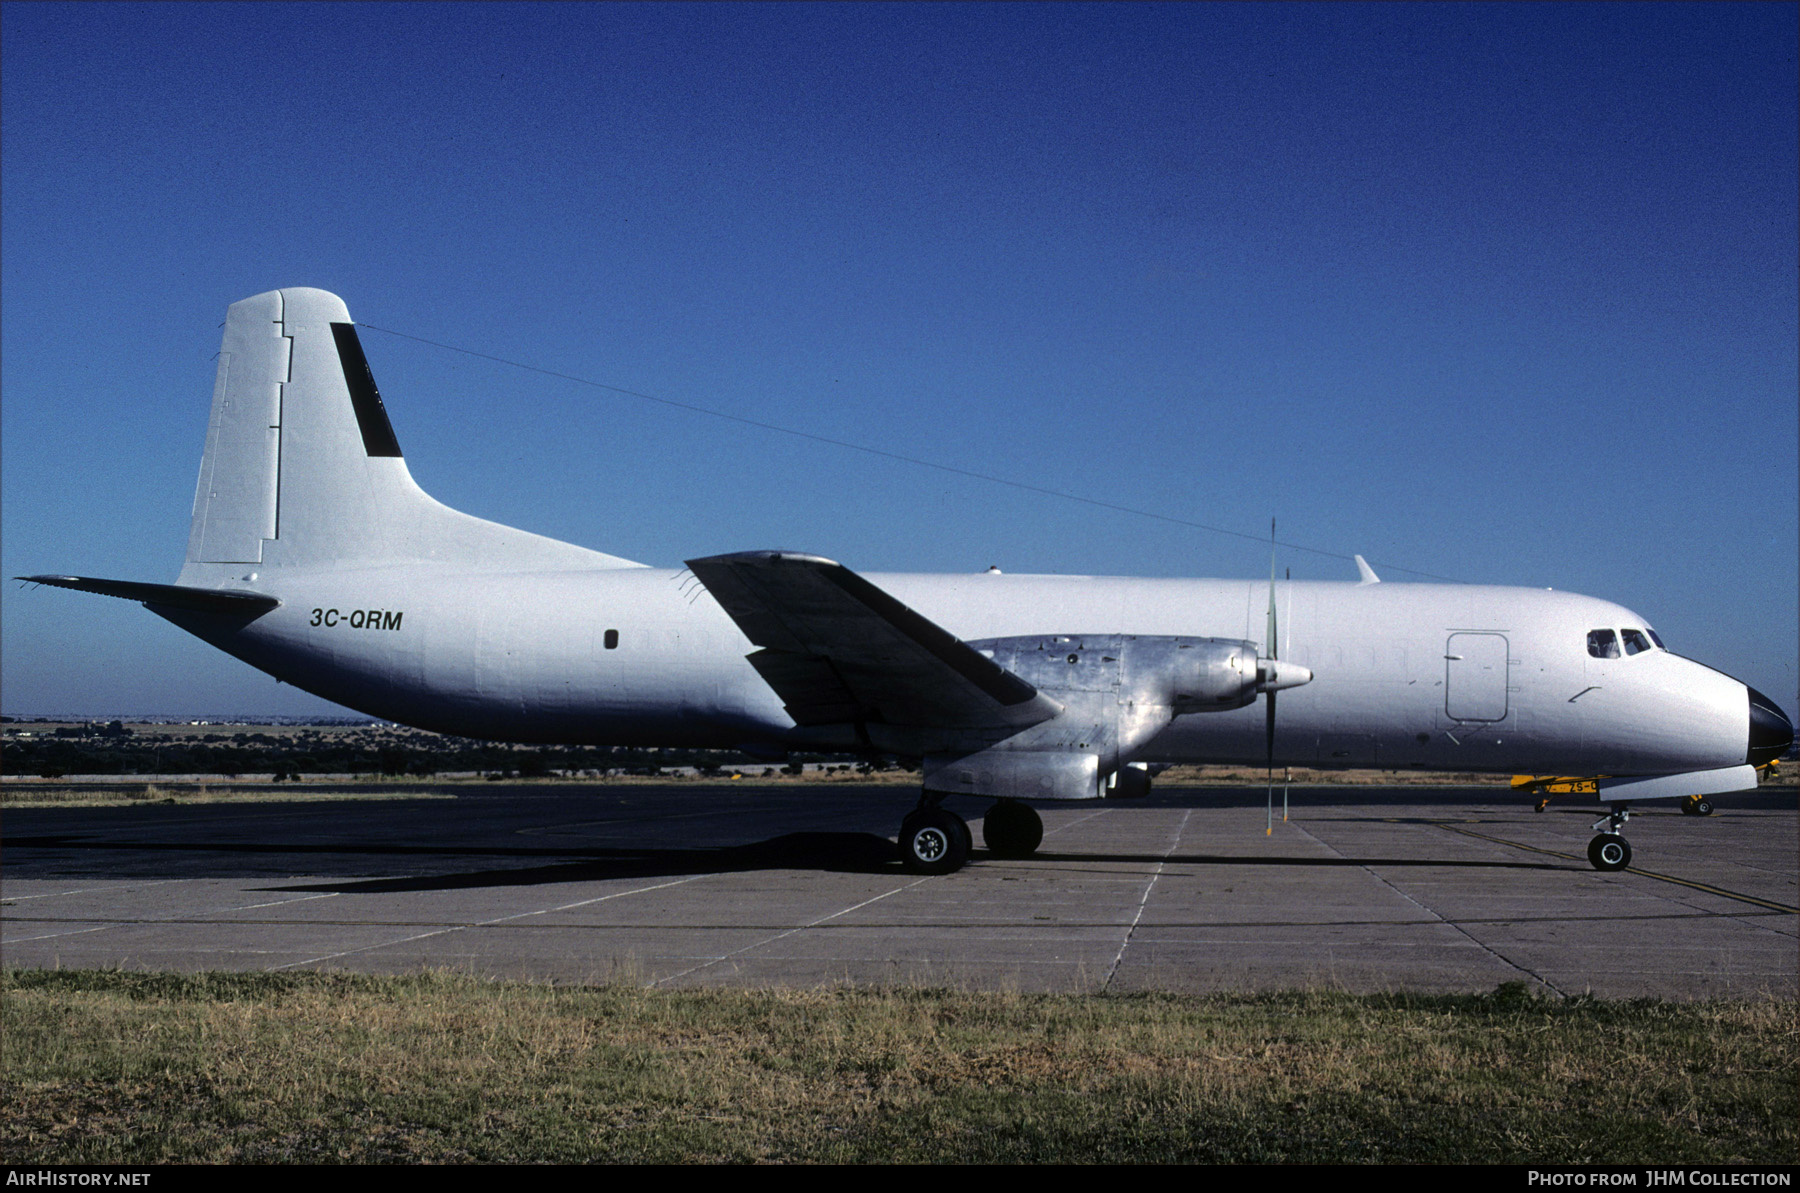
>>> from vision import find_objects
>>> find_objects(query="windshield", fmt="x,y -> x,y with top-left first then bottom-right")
1587,629 -> 1620,659
1589,626 -> 1664,659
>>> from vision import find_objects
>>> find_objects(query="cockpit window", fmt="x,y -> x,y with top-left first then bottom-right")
1647,628 -> 1665,649
1587,629 -> 1620,659
1621,628 -> 1653,656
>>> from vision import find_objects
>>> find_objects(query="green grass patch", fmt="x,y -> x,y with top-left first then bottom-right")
3,969 -> 1794,1163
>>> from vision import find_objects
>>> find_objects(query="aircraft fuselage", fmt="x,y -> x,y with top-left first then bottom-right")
158,564 -> 1752,779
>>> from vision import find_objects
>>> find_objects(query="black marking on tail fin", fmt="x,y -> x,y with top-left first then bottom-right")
330,322 -> 403,457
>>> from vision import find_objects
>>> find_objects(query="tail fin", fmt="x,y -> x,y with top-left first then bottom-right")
179,288 -> 639,583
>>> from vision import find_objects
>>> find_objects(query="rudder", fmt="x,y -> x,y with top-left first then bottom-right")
187,290 -> 287,564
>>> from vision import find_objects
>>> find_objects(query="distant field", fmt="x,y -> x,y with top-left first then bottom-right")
1,783 -> 460,808
6,718 -> 1791,803
3,720 -> 391,744
3,969 -> 1794,1164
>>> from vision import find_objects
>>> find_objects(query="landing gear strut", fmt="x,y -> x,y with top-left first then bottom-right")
898,793 -> 971,874
982,799 -> 1043,859
1587,803 -> 1632,872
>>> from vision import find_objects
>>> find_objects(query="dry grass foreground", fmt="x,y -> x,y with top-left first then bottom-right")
2,969 -> 1794,1164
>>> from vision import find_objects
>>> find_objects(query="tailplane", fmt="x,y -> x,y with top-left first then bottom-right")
179,288 -> 639,585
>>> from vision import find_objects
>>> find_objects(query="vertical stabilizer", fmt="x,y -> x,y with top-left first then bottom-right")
180,288 -> 640,584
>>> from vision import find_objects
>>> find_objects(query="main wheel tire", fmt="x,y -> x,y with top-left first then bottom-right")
949,810 -> 973,858
899,808 -> 971,875
1691,797 -> 1714,816
1587,833 -> 1631,872
982,800 -> 1044,858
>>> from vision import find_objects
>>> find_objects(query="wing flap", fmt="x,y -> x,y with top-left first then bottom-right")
687,551 -> 1059,731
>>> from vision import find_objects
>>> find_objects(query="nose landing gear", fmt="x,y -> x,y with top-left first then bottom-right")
1587,803 -> 1633,871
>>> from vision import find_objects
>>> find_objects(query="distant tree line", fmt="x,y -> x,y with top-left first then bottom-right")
1,723 -> 888,779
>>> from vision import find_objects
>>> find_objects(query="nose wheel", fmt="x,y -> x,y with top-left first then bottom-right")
1587,833 -> 1631,871
1587,803 -> 1633,872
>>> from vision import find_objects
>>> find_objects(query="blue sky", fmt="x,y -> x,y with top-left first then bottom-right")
3,2 -> 1795,718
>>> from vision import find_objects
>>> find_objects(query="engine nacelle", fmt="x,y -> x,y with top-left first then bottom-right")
972,633 -> 1265,712
923,635 -> 1297,801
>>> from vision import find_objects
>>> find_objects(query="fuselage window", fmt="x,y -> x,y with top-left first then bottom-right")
1621,628 -> 1653,656
1587,629 -> 1620,659
604,629 -> 619,650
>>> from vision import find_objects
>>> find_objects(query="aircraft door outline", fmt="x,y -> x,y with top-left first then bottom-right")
1445,632 -> 1509,722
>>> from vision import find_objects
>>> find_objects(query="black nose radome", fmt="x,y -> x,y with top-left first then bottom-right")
1747,687 -> 1794,768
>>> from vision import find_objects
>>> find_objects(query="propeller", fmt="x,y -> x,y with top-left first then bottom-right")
1265,520 -> 1278,835
1281,567 -> 1292,825
1261,522 -> 1312,834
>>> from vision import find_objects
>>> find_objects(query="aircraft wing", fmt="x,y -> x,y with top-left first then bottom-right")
686,551 -> 1061,730
18,575 -> 280,615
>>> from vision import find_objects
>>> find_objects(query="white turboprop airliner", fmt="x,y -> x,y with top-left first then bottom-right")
24,288 -> 1792,874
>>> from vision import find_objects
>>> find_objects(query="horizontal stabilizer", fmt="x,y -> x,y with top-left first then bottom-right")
686,551 -> 1061,731
18,575 -> 279,615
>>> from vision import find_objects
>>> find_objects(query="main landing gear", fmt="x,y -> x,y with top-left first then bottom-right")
1679,794 -> 1715,817
982,799 -> 1044,859
897,795 -> 972,875
1587,803 -> 1632,872
896,796 -> 1045,873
